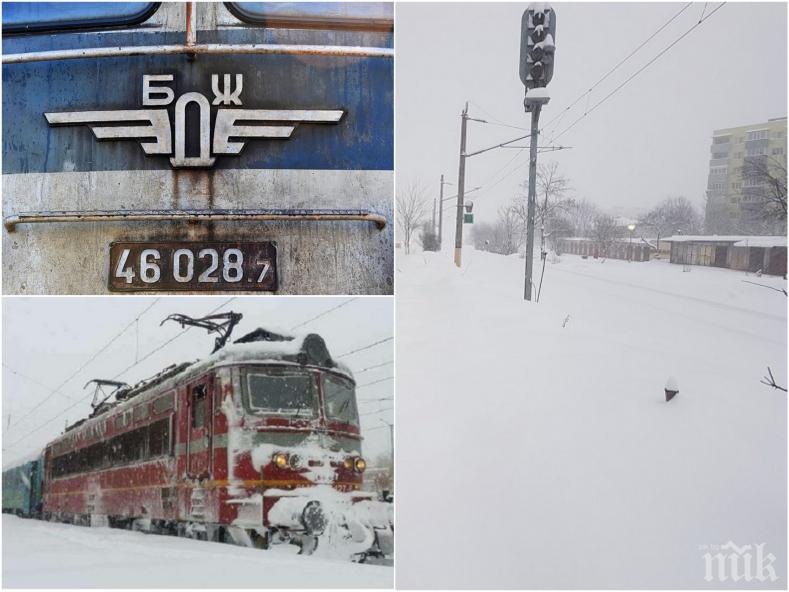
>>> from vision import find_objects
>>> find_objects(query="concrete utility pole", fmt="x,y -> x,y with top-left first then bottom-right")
380,418 -> 394,471
438,174 -> 445,249
523,105 -> 541,300
454,102 -> 469,267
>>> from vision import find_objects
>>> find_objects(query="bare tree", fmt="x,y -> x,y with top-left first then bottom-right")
562,198 -> 600,238
513,161 -> 572,249
640,196 -> 702,247
418,220 -> 440,252
495,205 -> 523,255
740,155 -> 787,233
396,181 -> 429,255
592,214 -> 621,257
470,206 -> 522,255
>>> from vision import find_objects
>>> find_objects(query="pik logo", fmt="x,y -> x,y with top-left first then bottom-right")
702,541 -> 778,583
44,74 -> 344,168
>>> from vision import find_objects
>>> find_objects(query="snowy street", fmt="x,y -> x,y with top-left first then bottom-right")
1,515 -> 392,588
395,249 -> 787,589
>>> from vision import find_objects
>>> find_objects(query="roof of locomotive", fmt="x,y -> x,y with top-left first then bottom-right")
49,330 -> 353,449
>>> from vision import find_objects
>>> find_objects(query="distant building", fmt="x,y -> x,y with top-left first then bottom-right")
705,117 -> 787,234
663,235 -> 787,276
556,238 -> 650,262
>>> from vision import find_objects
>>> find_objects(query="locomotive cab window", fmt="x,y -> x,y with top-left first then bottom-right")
2,2 -> 159,34
244,369 -> 316,417
323,374 -> 359,427
191,384 -> 207,428
226,2 -> 393,30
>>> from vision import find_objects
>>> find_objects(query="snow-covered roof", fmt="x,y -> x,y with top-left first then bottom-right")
733,237 -> 787,248
662,235 -> 787,246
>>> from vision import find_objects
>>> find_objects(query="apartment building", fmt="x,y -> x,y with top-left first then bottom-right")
705,117 -> 787,234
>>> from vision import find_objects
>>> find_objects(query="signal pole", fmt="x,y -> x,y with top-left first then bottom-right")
520,3 -> 556,300
523,105 -> 541,300
454,103 -> 469,267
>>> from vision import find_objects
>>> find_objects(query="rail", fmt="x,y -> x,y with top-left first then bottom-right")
4,209 -> 388,231
2,43 -> 394,64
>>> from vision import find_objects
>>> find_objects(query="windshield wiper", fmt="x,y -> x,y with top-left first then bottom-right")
335,397 -> 353,421
292,400 -> 309,419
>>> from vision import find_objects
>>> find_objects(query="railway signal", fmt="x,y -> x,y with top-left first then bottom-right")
519,3 -> 556,301
520,4 -> 557,89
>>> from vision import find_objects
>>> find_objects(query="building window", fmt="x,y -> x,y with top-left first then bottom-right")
746,129 -> 769,141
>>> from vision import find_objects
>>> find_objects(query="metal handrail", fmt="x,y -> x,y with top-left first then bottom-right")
4,208 -> 387,231
2,43 -> 394,64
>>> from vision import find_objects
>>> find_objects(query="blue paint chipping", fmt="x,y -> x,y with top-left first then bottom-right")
3,30 -> 393,174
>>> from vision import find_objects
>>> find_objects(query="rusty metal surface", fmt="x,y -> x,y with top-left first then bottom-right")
2,169 -> 393,294
5,209 -> 387,232
108,241 -> 278,292
2,43 -> 395,64
2,2 -> 394,295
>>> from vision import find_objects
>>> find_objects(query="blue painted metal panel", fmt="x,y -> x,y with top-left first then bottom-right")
2,459 -> 40,515
3,30 -> 393,174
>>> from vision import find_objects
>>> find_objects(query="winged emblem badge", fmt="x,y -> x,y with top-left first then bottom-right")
44,74 -> 344,168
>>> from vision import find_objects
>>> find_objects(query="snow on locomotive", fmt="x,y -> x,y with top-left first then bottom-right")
35,313 -> 392,560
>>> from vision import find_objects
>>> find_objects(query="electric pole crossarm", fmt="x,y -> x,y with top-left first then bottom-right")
465,132 -> 534,158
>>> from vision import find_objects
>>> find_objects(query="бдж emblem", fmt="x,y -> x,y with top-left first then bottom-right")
44,74 -> 344,168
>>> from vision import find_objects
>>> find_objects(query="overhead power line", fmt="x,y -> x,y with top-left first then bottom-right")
549,3 -> 726,144
4,297 -> 236,452
360,407 -> 393,417
358,396 -> 394,404
355,360 -> 393,374
470,100 -> 530,132
111,297 -> 237,381
541,2 -> 694,135
462,4 -> 695,195
7,298 -> 161,430
357,376 -> 393,389
2,364 -> 76,402
291,297 -> 357,331
337,336 -> 393,358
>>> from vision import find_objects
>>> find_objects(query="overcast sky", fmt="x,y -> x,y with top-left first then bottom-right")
2,297 -> 393,467
396,2 -> 788,228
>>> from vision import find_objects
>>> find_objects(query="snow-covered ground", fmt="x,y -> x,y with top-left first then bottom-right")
396,248 -> 787,589
1,515 -> 392,588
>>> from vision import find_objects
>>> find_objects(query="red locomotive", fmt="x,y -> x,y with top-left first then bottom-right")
40,313 -> 393,560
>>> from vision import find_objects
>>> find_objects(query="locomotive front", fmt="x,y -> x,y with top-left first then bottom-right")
215,332 -> 392,559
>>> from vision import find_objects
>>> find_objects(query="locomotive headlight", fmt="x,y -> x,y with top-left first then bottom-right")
354,457 -> 367,473
289,454 -> 302,469
272,452 -> 289,469
342,458 -> 354,470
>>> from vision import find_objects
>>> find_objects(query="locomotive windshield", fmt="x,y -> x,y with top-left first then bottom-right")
323,374 -> 359,427
245,370 -> 316,417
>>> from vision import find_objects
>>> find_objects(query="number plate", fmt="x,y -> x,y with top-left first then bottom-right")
109,242 -> 278,292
